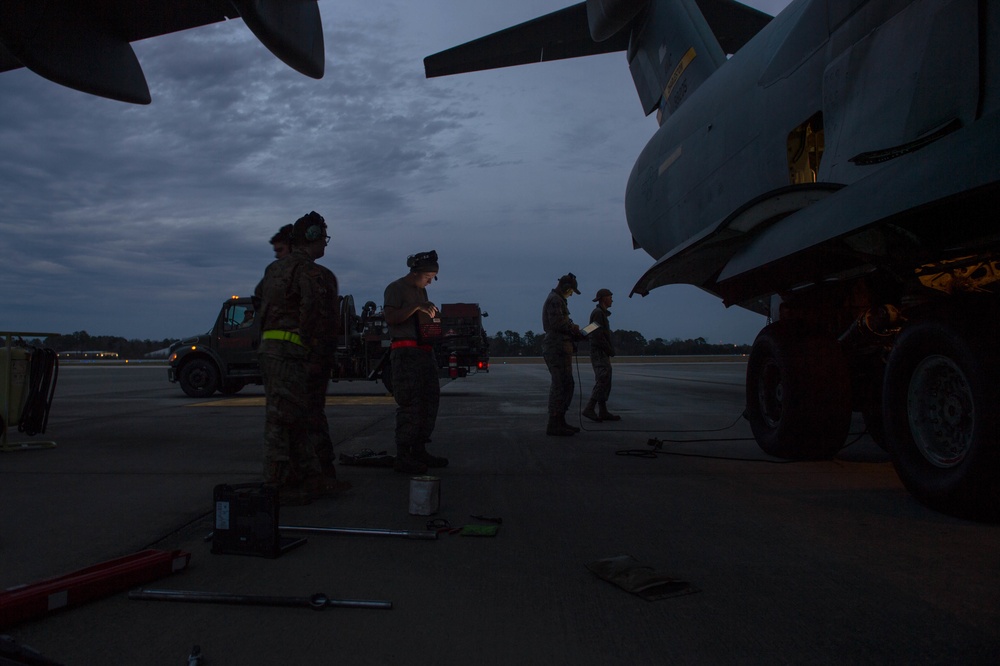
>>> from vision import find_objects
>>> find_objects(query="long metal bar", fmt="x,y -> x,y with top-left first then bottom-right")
129,589 -> 392,610
279,525 -> 438,540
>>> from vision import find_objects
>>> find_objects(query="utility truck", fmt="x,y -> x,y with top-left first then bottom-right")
167,296 -> 489,398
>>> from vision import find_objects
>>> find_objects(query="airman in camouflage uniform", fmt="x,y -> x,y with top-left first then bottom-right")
269,223 -> 293,259
542,273 -> 583,436
583,288 -> 621,422
255,211 -> 348,504
384,250 -> 448,474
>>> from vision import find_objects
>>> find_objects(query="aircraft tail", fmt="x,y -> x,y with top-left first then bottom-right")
424,0 -> 771,121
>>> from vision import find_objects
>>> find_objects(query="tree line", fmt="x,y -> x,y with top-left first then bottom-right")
489,330 -> 751,357
19,331 -> 175,359
16,329 -> 751,360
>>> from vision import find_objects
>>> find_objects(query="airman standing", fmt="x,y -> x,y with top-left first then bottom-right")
255,211 -> 348,504
583,288 -> 621,422
542,273 -> 583,436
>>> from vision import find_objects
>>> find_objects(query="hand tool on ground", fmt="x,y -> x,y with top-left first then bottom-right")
426,519 -> 461,535
280,525 -> 438,540
469,514 -> 503,524
129,589 -> 392,610
204,524 -> 438,542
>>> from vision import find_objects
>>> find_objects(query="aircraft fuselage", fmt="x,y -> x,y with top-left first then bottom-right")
626,0 -> 997,307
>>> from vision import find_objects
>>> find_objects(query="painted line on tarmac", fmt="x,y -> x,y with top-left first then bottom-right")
186,396 -> 396,407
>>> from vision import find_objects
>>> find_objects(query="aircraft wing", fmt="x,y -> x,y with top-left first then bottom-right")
424,0 -> 770,79
0,0 -> 324,104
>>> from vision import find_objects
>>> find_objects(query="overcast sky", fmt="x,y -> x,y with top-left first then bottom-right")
0,0 -> 791,345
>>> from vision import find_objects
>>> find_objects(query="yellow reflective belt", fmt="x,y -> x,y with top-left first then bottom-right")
262,330 -> 305,347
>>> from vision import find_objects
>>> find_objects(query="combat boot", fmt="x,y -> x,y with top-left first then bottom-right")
561,414 -> 580,433
582,399 -> 601,422
598,402 -> 621,421
546,415 -> 574,437
394,445 -> 429,474
321,460 -> 354,485
306,465 -> 353,499
412,445 -> 449,468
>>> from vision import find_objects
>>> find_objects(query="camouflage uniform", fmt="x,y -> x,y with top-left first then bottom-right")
255,246 -> 339,488
384,276 -> 440,465
589,302 -> 614,402
542,288 -> 577,420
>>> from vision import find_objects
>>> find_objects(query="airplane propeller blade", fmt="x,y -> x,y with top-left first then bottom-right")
0,0 -> 151,104
0,0 -> 325,103
230,0 -> 325,80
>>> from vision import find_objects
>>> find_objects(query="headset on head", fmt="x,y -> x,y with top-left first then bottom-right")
406,250 -> 438,269
407,250 -> 439,280
297,211 -> 326,243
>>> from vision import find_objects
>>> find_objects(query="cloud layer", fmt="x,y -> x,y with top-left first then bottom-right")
0,0 -> 786,343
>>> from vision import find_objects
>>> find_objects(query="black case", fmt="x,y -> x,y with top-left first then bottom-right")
211,483 -> 306,558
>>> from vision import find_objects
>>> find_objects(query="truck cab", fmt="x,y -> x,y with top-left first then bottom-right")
168,297 -> 262,397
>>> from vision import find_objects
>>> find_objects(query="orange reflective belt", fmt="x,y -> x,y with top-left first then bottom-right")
391,340 -> 432,351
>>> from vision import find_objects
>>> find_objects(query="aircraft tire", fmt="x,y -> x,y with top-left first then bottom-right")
381,369 -> 393,395
882,319 -> 1000,521
179,358 -> 220,398
745,322 -> 851,460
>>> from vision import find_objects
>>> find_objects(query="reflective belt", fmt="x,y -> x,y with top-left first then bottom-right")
262,330 -> 305,347
391,339 -> 432,351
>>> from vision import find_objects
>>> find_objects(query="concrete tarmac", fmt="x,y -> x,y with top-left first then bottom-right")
1,360 -> 998,665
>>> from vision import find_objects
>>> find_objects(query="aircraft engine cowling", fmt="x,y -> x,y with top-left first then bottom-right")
586,0 -> 649,42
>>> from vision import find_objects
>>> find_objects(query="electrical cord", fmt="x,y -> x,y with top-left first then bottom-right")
570,350 -> 749,436
18,345 -> 59,436
570,349 -> 873,463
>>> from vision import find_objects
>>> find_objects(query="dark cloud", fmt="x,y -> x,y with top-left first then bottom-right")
0,0 -> 784,344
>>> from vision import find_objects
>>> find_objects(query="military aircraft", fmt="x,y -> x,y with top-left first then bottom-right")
426,0 -> 1000,520
0,0 -> 324,104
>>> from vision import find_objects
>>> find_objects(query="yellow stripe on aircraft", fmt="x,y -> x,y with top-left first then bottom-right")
664,47 -> 697,100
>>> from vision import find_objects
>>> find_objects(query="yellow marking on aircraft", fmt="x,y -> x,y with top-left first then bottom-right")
664,47 -> 697,100
187,396 -> 395,407
659,145 -> 682,176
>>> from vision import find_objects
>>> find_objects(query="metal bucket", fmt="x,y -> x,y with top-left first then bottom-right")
408,476 -> 440,516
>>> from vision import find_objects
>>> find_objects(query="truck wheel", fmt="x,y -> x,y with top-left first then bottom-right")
179,359 -> 220,398
746,322 -> 851,459
882,319 -> 1000,521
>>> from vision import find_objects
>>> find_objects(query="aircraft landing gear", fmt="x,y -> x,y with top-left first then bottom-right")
745,322 -> 851,460
882,318 -> 1000,521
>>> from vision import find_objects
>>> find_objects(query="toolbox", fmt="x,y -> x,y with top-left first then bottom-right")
211,483 -> 306,558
